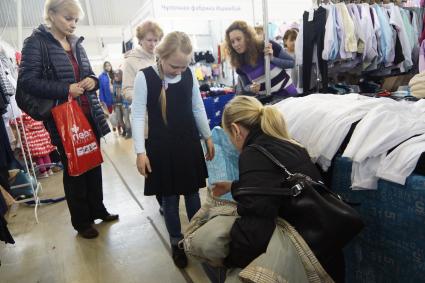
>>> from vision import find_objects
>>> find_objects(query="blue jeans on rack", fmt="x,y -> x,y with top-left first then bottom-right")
162,192 -> 201,246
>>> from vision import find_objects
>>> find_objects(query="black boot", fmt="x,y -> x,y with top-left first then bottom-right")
101,214 -> 119,222
77,226 -> 99,239
172,244 -> 188,268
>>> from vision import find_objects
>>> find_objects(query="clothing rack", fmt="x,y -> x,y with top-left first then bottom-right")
0,41 -> 42,223
303,0 -> 423,94
9,106 -> 42,223
317,0 -> 407,5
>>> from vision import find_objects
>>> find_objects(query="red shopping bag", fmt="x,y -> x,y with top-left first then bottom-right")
52,97 -> 103,176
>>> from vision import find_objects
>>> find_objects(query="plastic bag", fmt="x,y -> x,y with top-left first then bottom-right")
52,98 -> 103,176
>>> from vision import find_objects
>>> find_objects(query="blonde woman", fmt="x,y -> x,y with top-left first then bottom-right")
123,21 -> 164,103
17,0 -> 117,239
132,31 -> 215,268
122,21 -> 163,140
213,96 -> 344,282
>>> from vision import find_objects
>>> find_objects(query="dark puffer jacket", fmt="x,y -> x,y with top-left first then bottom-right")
17,24 -> 110,146
224,128 -> 345,282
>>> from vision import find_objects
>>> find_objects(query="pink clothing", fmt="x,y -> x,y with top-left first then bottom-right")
419,40 -> 425,72
36,155 -> 52,173
11,113 -> 56,158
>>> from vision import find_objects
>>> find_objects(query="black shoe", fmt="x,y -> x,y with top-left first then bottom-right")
101,214 -> 119,222
172,244 -> 188,268
78,227 -> 99,239
125,129 -> 132,139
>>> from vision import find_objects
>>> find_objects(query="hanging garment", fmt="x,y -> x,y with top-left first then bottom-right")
302,7 -> 328,93
373,4 -> 395,65
334,3 -> 353,60
418,41 -> 425,72
0,54 -> 16,97
336,3 -> 357,53
347,4 -> 365,55
384,3 -> 414,71
13,113 -> 56,158
371,6 -> 384,66
359,4 -> 379,67
3,115 -> 15,146
322,4 -> 340,61
0,119 -> 14,168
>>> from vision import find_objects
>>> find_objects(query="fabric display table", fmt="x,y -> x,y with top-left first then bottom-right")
203,93 -> 235,129
332,156 -> 425,283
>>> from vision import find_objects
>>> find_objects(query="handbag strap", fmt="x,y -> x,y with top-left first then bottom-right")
35,35 -> 55,79
235,144 -> 337,199
237,144 -> 358,205
248,144 -> 293,177
233,184 -> 304,198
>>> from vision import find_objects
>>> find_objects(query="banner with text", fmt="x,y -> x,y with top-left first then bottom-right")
153,0 -> 253,21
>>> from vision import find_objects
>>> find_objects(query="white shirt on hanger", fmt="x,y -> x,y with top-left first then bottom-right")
384,3 -> 413,71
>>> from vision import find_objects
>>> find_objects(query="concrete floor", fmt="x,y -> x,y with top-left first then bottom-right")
0,134 -> 210,283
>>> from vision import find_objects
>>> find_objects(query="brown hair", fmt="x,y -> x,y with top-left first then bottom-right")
155,31 -> 192,124
225,21 -> 263,69
136,21 -> 164,42
283,29 -> 298,47
222,96 -> 297,145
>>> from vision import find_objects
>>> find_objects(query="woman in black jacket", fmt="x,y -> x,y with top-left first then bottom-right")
17,0 -> 117,239
213,96 -> 345,282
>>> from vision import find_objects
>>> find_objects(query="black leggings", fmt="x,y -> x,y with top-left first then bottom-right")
302,6 -> 328,94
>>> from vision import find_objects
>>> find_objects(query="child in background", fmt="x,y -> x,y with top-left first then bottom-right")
99,61 -> 114,114
283,29 -> 299,91
112,69 -> 126,136
283,29 -> 298,58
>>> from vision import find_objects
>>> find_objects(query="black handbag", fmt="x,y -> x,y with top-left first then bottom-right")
233,144 -> 364,262
16,35 -> 57,121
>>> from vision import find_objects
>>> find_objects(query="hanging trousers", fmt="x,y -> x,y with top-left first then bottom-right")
302,7 -> 328,93
58,144 -> 108,231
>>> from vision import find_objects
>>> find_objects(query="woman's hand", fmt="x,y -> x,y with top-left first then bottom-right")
249,82 -> 261,94
212,181 -> 232,197
79,77 -> 97,91
205,137 -> 215,161
136,153 -> 152,178
264,43 -> 273,58
69,83 -> 84,98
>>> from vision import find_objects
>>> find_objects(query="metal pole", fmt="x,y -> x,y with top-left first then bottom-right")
262,0 -> 271,96
17,0 -> 23,50
251,0 -> 256,26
